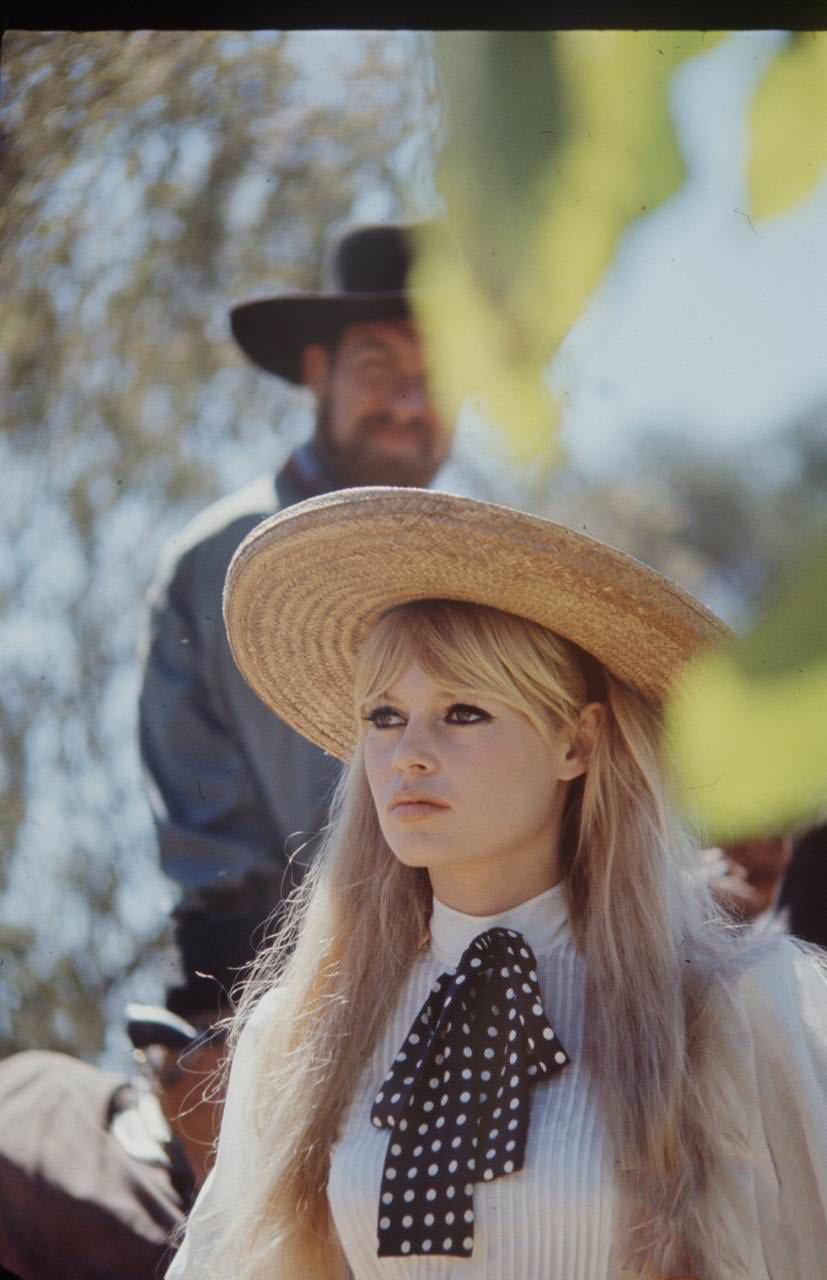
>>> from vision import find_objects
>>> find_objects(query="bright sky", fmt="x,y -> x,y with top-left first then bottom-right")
554,30 -> 827,472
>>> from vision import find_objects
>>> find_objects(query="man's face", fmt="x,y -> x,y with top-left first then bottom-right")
304,318 -> 453,488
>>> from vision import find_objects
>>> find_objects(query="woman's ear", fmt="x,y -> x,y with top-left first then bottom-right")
559,702 -> 605,780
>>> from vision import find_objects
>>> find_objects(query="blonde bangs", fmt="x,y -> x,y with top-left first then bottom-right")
355,600 -> 588,741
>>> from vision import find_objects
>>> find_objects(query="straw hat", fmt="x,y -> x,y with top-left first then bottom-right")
223,487 -> 727,761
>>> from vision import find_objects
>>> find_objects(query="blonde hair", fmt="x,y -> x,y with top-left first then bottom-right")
206,601 -> 755,1279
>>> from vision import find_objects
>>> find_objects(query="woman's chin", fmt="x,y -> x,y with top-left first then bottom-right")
386,833 -> 454,870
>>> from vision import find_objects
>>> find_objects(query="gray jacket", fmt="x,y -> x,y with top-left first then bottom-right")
139,448 -> 341,898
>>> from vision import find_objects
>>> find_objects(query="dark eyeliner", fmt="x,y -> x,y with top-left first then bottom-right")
362,704 -> 403,728
446,703 -> 491,724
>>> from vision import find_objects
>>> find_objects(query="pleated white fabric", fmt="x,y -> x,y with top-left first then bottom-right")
166,885 -> 827,1279
327,885 -> 618,1279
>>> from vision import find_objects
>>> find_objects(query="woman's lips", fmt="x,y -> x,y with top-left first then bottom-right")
389,795 -> 450,821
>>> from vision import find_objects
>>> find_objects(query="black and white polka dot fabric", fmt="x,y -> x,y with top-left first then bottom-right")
369,926 -> 569,1259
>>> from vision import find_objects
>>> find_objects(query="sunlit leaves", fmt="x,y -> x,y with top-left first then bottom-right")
416,29 -> 826,462
666,527 -> 827,839
413,32 -> 725,465
748,32 -> 827,219
411,224 -> 566,468
417,30 -> 827,840
645,34 -> 827,839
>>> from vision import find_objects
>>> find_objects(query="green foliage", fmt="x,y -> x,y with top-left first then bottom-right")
415,31 -> 827,843
667,523 -> 827,840
567,409 -> 827,842
658,378 -> 827,844
749,32 -> 827,219
0,29 -> 438,1062
414,30 -> 826,469
737,532 -> 827,680
412,32 -> 725,464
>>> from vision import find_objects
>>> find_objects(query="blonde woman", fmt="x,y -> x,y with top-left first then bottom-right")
167,489 -> 827,1280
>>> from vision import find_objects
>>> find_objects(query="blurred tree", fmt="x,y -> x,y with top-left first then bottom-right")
748,31 -> 827,218
645,402 -> 827,613
414,31 -> 826,460
643,399 -> 827,838
412,31 -> 727,464
410,29 -> 827,841
538,398 -> 827,841
0,28 -> 440,1062
534,397 -> 827,622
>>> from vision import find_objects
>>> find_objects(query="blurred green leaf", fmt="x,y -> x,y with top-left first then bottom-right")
413,32 -> 725,464
666,527 -> 827,839
432,33 -> 569,300
736,528 -> 827,678
749,32 -> 827,220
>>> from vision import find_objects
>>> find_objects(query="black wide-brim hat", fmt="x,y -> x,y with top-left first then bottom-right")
229,222 -> 422,384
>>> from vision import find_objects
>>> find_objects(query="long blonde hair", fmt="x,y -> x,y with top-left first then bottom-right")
208,600 -> 755,1279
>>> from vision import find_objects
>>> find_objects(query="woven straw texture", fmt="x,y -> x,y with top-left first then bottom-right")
223,488 -> 727,761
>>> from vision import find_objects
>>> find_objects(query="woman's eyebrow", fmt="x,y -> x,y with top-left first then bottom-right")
362,682 -> 492,703
361,688 -> 398,704
434,686 -> 492,703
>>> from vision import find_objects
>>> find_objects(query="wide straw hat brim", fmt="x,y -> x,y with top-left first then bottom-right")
223,488 -> 728,761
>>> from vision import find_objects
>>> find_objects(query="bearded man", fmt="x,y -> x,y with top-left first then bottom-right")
139,223 -> 454,907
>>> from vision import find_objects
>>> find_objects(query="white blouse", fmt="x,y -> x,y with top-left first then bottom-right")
167,887 -> 827,1279
327,885 -> 616,1279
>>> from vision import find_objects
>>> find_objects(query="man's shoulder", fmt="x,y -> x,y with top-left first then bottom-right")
155,473 -> 281,589
172,473 -> 279,559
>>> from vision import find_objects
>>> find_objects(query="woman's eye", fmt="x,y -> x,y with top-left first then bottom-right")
446,703 -> 491,724
364,705 -> 404,729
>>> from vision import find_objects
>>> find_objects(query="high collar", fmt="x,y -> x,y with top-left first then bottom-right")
276,441 -> 338,507
429,883 -> 570,968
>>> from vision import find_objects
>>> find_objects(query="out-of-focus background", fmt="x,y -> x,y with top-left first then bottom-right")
2,29 -> 825,1068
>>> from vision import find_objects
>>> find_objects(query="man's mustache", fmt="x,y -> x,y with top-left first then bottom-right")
358,413 -> 431,443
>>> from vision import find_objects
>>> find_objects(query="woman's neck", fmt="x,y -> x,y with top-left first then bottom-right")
429,881 -> 570,967
428,858 -> 562,917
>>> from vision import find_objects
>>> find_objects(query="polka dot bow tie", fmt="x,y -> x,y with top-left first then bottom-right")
370,926 -> 569,1259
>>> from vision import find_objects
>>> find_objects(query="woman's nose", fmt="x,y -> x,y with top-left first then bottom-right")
391,722 -> 437,773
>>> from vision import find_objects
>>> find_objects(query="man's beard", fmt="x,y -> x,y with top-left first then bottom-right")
312,399 -> 447,490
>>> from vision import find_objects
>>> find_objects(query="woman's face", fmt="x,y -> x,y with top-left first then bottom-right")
361,660 -> 587,914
